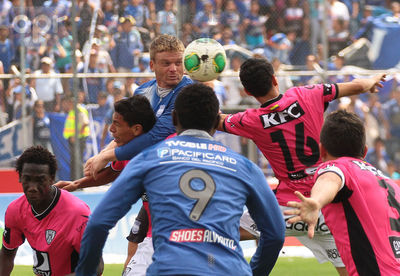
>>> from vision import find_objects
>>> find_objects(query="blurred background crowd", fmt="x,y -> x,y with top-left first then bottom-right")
0,0 -> 400,180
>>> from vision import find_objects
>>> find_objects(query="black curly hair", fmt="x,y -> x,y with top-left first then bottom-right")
114,95 -> 156,132
174,83 -> 220,132
16,146 -> 57,179
239,58 -> 275,98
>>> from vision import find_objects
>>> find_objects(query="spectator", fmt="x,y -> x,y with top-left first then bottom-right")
220,55 -> 244,105
0,25 -> 13,74
110,15 -> 144,73
180,22 -> 196,46
217,25 -> 236,45
327,18 -> 351,57
124,0 -> 152,29
90,39 -> 116,73
91,91 -> 112,119
271,57 -> 293,93
24,25 -> 47,71
192,0 -> 218,38
155,0 -> 176,36
279,0 -> 305,38
220,0 -> 241,42
100,0 -> 119,32
382,87 -> 400,162
54,23 -> 73,94
80,48 -> 106,104
32,99 -> 52,152
0,0 -> 13,27
77,0 -> 95,49
33,56 -> 63,112
365,137 -> 391,175
63,95 -> 90,180
241,1 -> 266,49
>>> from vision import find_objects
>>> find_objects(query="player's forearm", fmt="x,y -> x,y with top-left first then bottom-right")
0,248 -> 16,275
217,113 -> 229,132
337,74 -> 385,98
311,172 -> 343,209
77,168 -> 119,189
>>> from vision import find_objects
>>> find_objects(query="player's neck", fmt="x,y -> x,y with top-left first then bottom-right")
256,89 -> 280,105
31,186 -> 58,216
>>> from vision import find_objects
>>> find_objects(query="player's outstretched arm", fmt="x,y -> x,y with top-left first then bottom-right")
55,167 -> 120,191
337,74 -> 386,98
285,172 -> 343,238
0,247 -> 17,275
247,166 -> 285,276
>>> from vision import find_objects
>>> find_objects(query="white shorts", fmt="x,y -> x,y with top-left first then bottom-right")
239,207 -> 345,267
123,237 -> 154,276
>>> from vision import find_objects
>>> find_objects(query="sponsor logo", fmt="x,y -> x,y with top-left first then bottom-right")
285,217 -> 329,233
389,236 -> 400,258
170,228 -> 237,250
352,160 -> 389,178
158,147 -> 171,158
45,230 -> 56,245
326,248 -> 341,259
260,101 -> 305,129
168,149 -> 237,165
3,227 -> 10,244
156,105 -> 165,117
165,140 -> 227,152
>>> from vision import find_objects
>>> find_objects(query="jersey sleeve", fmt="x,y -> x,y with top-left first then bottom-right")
110,160 -> 129,172
71,203 -> 91,253
75,155 -> 148,276
315,162 -> 345,190
2,203 -> 25,250
126,205 -> 149,243
223,111 -> 256,140
246,163 -> 285,275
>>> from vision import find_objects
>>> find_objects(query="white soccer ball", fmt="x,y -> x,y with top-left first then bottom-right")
183,38 -> 227,82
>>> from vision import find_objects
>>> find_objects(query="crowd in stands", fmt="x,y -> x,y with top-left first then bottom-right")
0,0 -> 399,179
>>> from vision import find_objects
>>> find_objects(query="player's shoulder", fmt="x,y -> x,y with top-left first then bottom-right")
58,189 -> 90,214
6,195 -> 29,214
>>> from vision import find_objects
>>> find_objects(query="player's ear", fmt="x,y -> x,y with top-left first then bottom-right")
272,75 -> 278,86
132,124 -> 143,136
149,59 -> 155,72
362,145 -> 368,159
319,143 -> 327,161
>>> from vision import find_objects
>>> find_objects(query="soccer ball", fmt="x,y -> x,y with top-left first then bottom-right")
183,38 -> 227,82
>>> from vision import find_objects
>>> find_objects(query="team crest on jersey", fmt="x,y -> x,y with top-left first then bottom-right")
45,230 -> 56,245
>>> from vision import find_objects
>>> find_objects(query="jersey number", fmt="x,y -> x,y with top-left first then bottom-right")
179,169 -> 216,221
379,179 -> 400,232
270,122 -> 319,171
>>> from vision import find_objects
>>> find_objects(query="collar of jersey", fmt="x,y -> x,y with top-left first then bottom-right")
178,129 -> 214,140
260,94 -> 283,108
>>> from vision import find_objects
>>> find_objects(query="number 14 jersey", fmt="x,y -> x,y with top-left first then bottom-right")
223,84 -> 338,205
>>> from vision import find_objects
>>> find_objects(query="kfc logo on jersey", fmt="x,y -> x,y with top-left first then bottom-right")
260,101 -> 305,129
45,230 -> 56,245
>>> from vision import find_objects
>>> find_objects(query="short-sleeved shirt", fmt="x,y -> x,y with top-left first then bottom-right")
315,158 -> 400,275
2,188 -> 90,275
224,84 -> 338,205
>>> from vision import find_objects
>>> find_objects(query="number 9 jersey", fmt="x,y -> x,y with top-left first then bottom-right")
76,130 -> 285,276
223,84 -> 338,205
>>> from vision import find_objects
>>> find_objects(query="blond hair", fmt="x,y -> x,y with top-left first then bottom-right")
149,34 -> 185,61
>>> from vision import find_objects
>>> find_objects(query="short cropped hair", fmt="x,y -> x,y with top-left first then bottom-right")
149,34 -> 185,61
114,95 -> 156,132
320,110 -> 366,158
174,83 -> 219,132
239,58 -> 274,98
16,146 -> 57,179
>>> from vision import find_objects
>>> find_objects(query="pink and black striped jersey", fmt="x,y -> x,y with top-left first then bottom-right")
2,188 -> 90,275
316,157 -> 400,275
224,84 -> 338,205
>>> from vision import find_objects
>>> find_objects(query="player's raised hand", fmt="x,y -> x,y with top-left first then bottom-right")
84,156 -> 95,177
369,73 -> 386,93
284,191 -> 320,239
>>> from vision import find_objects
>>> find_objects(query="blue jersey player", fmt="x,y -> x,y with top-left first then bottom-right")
75,83 -> 285,276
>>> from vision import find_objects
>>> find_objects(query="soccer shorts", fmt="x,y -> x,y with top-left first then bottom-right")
123,237 -> 154,276
239,207 -> 345,268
